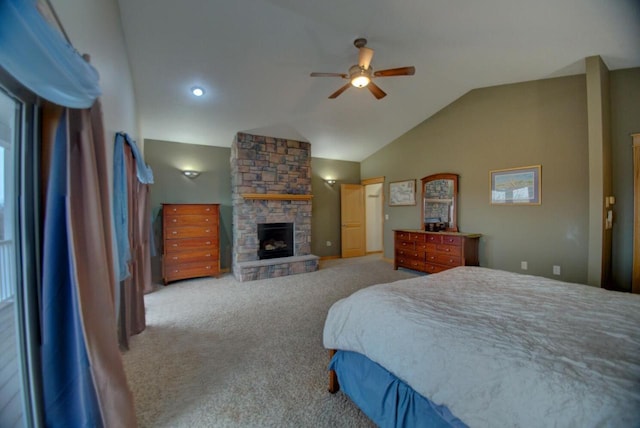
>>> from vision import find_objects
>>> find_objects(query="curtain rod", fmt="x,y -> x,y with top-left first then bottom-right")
38,0 -> 72,44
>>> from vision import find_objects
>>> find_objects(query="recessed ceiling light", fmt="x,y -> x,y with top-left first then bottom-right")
191,86 -> 205,97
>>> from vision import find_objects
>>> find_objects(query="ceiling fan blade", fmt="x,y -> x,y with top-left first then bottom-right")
310,72 -> 348,78
374,66 -> 416,77
367,82 -> 387,99
358,47 -> 374,70
328,82 -> 351,99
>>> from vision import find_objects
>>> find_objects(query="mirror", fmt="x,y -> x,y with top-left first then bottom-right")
421,173 -> 458,232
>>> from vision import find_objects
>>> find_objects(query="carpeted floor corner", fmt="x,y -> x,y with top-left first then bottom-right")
121,255 -> 417,427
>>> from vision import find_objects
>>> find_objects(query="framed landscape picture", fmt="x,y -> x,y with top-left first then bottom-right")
490,165 -> 541,205
389,179 -> 416,206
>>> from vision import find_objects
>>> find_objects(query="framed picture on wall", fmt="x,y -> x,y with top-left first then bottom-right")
389,179 -> 416,206
490,165 -> 541,205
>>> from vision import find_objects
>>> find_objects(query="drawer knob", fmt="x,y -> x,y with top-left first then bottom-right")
206,266 -> 211,270
445,248 -> 450,252
173,269 -> 179,273
206,241 -> 211,245
205,218 -> 209,222
172,219 -> 177,223
206,208 -> 210,211
206,254 -> 211,257
172,244 -> 178,247
172,231 -> 178,235
172,256 -> 178,260
205,229 -> 210,233
173,208 -> 177,212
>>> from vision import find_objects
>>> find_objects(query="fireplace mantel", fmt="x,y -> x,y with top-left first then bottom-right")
241,193 -> 313,201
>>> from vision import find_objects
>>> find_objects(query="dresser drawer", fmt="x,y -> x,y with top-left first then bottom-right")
396,257 -> 425,271
436,244 -> 462,256
395,231 -> 413,241
165,214 -> 217,226
396,240 -> 417,251
164,204 -> 217,216
424,263 -> 447,274
396,248 -> 424,260
424,234 -> 442,244
435,254 -> 462,267
165,237 -> 216,253
421,243 -> 436,252
441,235 -> 462,246
163,261 -> 219,282
165,226 -> 217,239
163,248 -> 219,265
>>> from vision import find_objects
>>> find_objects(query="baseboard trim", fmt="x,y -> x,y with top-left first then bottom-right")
320,255 -> 341,261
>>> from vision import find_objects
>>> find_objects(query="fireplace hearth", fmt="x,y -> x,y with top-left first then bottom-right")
258,223 -> 294,260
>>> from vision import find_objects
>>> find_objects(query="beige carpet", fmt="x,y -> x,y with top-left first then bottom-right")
122,255 -> 418,427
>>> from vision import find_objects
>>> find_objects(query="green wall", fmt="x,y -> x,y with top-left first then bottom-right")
311,157 -> 361,257
145,140 -> 360,271
362,69 -> 640,289
145,139 -> 233,274
362,75 -> 590,284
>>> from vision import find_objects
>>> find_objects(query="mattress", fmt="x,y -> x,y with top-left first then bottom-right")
323,267 -> 640,427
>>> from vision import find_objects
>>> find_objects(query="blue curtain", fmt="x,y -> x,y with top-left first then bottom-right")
113,132 -> 153,281
41,110 -> 102,427
0,0 -> 101,108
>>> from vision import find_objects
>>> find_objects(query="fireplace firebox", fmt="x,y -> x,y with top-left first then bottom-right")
258,223 -> 294,260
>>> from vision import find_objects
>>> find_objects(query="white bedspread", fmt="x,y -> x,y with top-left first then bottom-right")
323,267 -> 640,427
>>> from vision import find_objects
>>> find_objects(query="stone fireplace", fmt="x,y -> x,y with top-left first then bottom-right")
231,132 -> 319,281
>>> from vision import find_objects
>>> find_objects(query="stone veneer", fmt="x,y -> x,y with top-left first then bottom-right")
231,132 -> 319,281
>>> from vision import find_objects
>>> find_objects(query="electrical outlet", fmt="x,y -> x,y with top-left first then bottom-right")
520,261 -> 528,270
385,214 -> 389,220
326,241 -> 332,247
553,265 -> 561,275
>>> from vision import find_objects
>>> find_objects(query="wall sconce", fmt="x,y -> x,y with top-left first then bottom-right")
182,170 -> 200,178
324,178 -> 336,186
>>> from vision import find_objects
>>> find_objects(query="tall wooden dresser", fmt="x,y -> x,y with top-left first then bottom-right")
162,203 -> 220,284
394,230 -> 480,274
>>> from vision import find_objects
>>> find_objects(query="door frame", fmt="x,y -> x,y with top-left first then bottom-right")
361,177 -> 385,255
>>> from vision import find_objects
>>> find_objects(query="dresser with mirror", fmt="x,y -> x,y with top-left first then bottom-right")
394,173 -> 481,274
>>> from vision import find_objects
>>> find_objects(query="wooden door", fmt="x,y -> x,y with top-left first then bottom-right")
341,184 -> 365,258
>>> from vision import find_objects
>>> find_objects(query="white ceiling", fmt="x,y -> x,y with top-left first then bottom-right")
117,0 -> 640,162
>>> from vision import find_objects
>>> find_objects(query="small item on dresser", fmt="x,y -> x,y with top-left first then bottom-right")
425,218 -> 440,232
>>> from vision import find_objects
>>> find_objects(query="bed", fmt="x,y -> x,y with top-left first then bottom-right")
323,266 -> 640,427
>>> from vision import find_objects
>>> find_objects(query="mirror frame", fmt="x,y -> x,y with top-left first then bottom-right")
421,173 -> 459,232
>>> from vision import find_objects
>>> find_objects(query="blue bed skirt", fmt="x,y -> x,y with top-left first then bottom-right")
329,350 -> 467,428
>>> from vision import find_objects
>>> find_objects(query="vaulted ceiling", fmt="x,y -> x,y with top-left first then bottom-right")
117,0 -> 640,161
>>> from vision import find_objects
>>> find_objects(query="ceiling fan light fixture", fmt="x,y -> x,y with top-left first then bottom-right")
349,65 -> 371,88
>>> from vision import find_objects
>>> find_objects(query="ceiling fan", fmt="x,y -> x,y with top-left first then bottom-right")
310,38 -> 415,100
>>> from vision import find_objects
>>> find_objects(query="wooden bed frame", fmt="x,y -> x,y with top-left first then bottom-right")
328,349 -> 339,393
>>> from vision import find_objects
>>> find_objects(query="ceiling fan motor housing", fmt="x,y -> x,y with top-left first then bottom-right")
349,65 -> 372,88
